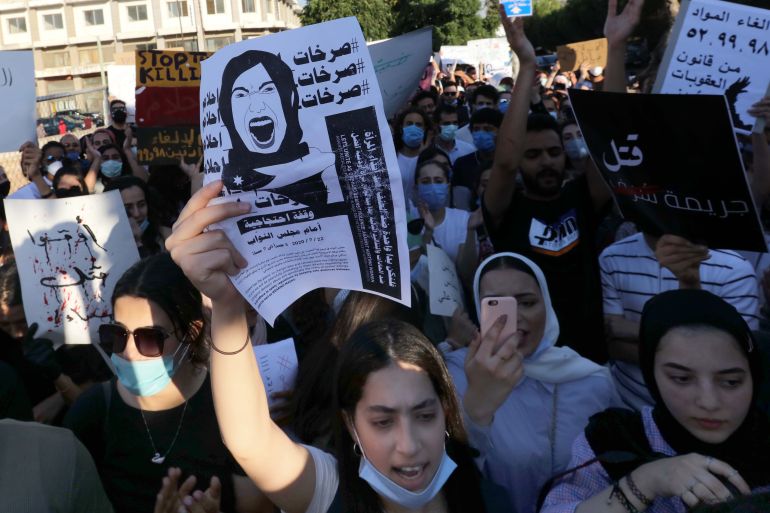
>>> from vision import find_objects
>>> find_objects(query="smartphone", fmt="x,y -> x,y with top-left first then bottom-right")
480,296 -> 518,341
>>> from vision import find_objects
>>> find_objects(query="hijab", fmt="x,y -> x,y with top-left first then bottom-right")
473,252 -> 606,384
638,289 -> 770,488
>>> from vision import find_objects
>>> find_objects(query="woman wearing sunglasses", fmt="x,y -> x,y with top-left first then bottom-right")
63,253 -> 268,513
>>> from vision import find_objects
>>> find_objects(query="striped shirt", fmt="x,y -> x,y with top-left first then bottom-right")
599,233 -> 759,410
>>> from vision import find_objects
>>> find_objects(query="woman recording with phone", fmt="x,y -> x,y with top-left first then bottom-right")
443,252 -> 618,513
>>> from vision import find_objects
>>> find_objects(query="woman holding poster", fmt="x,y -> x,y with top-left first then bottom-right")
166,180 -> 512,513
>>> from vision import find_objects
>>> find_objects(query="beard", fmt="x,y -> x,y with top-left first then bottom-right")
521,167 -> 565,197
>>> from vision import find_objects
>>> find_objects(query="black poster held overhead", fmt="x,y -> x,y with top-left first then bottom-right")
569,90 -> 766,252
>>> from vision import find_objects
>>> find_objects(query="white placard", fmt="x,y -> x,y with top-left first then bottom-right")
253,338 -> 298,408
654,0 -> 770,134
200,18 -> 410,325
1,51 -> 36,151
369,27 -> 433,119
427,244 -> 463,317
4,191 -> 141,347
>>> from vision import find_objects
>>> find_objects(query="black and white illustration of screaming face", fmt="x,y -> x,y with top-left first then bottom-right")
231,63 -> 287,153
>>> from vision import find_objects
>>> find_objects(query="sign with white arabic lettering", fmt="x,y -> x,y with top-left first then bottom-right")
4,191 -> 141,347
654,0 -> 770,134
0,51 -> 35,151
501,0 -> 533,17
569,89 -> 766,252
201,18 -> 410,325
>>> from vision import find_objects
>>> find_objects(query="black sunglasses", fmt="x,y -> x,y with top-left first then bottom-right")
98,323 -> 171,357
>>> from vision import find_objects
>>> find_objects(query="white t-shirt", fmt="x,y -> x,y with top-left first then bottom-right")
438,138 -> 476,164
431,207 -> 473,264
293,444 -> 339,513
8,177 -> 53,199
455,124 -> 474,146
397,153 -> 419,205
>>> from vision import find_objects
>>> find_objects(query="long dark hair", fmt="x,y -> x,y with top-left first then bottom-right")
394,108 -> 431,152
111,253 -> 207,366
219,50 -> 308,171
333,320 -> 487,513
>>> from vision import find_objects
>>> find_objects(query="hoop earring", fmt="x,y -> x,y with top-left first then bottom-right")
445,430 -> 450,441
353,442 -> 362,456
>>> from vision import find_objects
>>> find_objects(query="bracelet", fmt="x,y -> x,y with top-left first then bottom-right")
609,481 -> 640,513
625,473 -> 653,507
210,333 -> 250,355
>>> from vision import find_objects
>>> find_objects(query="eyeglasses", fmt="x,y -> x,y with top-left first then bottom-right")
442,91 -> 457,97
46,155 -> 64,162
98,323 -> 171,357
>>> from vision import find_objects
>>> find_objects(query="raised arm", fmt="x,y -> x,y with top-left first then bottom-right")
84,136 -> 101,193
748,96 -> 770,207
603,0 -> 645,93
123,126 -> 150,182
484,7 -> 537,229
166,182 -> 317,513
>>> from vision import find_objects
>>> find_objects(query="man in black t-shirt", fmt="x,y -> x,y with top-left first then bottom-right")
483,32 -> 611,363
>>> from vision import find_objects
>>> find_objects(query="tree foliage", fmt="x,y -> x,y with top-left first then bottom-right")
301,0 -> 394,41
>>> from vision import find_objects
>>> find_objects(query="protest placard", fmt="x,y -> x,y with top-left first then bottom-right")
4,191 -> 141,348
200,17 -> 411,325
0,51 -> 36,152
467,37 -> 514,76
135,49 -> 209,87
569,89 -> 766,252
427,244 -> 463,317
369,27 -> 433,119
556,38 -> 608,71
438,45 -> 480,71
136,126 -> 202,165
253,338 -> 298,409
501,0 -> 533,17
654,0 -> 770,134
107,64 -> 137,122
135,86 -> 201,127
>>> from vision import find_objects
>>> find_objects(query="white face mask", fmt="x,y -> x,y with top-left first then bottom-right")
353,427 -> 457,509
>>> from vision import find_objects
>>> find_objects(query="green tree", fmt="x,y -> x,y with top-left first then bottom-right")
301,0 -> 394,41
392,0 -> 496,50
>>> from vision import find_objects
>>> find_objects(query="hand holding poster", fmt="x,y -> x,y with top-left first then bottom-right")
654,0 -> 770,134
568,89 -> 766,252
0,51 -> 36,152
4,191 -> 141,347
556,38 -> 608,71
200,18 -> 410,325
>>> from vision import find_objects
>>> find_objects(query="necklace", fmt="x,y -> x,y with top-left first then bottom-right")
140,400 -> 188,464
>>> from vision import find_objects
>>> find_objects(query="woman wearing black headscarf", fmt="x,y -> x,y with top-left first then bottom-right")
541,289 -> 770,513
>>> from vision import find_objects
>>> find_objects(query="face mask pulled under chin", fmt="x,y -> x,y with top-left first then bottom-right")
353,428 -> 457,509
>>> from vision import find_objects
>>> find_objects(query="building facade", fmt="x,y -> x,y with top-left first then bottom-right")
0,0 -> 301,114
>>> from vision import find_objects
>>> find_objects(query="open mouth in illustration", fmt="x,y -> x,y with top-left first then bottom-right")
249,116 -> 275,147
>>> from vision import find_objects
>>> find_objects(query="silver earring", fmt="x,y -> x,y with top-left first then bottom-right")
353,442 -> 362,456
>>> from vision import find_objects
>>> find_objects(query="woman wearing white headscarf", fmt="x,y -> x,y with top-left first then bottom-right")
444,252 -> 620,513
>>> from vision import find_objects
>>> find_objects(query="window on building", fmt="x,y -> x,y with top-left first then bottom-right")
242,0 -> 257,12
84,9 -> 105,26
78,46 -> 115,65
206,0 -> 225,14
168,1 -> 189,18
43,13 -> 64,30
42,50 -> 71,68
127,5 -> 148,22
165,38 -> 198,52
8,17 -> 27,34
205,36 -> 234,51
123,41 -> 157,53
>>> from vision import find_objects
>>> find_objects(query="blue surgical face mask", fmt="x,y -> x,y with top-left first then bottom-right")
498,100 -> 510,114
110,343 -> 189,397
564,138 -> 589,161
354,428 -> 457,509
66,150 -> 81,161
472,130 -> 496,153
439,124 -> 458,142
138,218 -> 150,233
548,111 -> 559,120
402,125 -> 424,149
417,183 -> 449,211
101,160 -> 123,178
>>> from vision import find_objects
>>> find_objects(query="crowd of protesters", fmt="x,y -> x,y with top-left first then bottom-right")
2,0 -> 770,511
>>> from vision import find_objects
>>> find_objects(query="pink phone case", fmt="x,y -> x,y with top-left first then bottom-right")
480,296 -> 518,341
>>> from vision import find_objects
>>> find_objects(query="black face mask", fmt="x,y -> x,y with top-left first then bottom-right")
0,181 -> 10,199
112,109 -> 127,123
55,187 -> 85,198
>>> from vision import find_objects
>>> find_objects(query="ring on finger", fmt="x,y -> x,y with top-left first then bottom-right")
706,456 -> 713,470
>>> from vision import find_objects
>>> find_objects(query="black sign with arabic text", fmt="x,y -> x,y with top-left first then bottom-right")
569,90 -> 766,252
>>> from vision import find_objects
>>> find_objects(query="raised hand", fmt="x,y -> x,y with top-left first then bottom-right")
154,467 -> 222,513
654,234 -> 709,289
499,4 -> 536,64
463,315 -> 523,426
604,0 -> 645,46
748,95 -> 770,123
165,180 -> 251,303
180,155 -> 203,178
